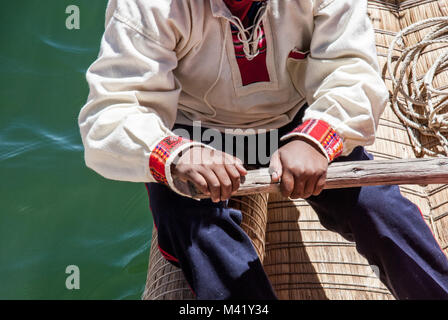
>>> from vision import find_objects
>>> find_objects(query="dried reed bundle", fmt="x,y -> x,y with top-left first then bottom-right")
228,193 -> 269,262
142,228 -> 195,300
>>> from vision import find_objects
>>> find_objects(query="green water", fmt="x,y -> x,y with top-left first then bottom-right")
0,1 -> 153,299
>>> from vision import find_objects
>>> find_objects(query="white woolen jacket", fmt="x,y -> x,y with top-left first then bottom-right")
79,0 -> 389,194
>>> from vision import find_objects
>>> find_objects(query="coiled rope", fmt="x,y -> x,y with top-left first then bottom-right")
387,17 -> 448,156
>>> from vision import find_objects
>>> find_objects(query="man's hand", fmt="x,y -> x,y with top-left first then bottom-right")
172,147 -> 247,202
269,137 -> 328,199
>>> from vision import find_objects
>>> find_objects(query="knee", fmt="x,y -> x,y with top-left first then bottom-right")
348,185 -> 420,249
353,185 -> 410,226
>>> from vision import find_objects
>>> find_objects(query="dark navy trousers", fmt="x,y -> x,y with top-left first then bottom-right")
146,110 -> 448,299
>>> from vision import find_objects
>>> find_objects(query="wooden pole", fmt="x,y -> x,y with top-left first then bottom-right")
175,157 -> 448,199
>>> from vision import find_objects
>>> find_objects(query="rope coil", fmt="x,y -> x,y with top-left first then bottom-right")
387,17 -> 448,156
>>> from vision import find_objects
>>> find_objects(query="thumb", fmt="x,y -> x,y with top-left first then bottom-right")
269,151 -> 282,183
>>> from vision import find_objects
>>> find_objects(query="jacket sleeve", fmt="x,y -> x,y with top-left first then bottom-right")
283,0 -> 389,158
78,0 -> 205,196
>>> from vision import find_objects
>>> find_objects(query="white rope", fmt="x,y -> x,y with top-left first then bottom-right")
387,17 -> 448,156
231,2 -> 267,61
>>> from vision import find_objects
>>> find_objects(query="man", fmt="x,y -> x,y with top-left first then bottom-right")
79,0 -> 448,299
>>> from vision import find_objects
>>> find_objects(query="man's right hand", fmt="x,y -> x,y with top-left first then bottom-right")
171,146 -> 247,202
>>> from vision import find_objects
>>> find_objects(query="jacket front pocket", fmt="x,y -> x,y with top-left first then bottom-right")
286,48 -> 309,98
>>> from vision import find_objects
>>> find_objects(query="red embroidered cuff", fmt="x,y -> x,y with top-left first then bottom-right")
288,119 -> 343,162
149,136 -> 191,185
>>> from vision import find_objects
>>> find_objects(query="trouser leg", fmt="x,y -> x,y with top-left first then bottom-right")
306,147 -> 448,299
146,182 -> 277,300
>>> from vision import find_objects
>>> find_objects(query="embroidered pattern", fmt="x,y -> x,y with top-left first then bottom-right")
292,119 -> 344,162
149,136 -> 190,185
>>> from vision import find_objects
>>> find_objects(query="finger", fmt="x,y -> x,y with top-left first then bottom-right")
212,165 -> 233,201
302,173 -> 317,199
313,172 -> 327,196
224,154 -> 247,176
280,170 -> 294,198
224,164 -> 241,194
199,167 -> 221,202
290,173 -> 306,199
235,160 -> 247,176
236,163 -> 247,176
269,151 -> 283,183
188,171 -> 210,196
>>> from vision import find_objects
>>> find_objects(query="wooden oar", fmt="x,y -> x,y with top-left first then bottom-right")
173,157 -> 448,199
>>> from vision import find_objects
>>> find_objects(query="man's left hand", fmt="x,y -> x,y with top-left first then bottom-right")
269,137 -> 328,199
